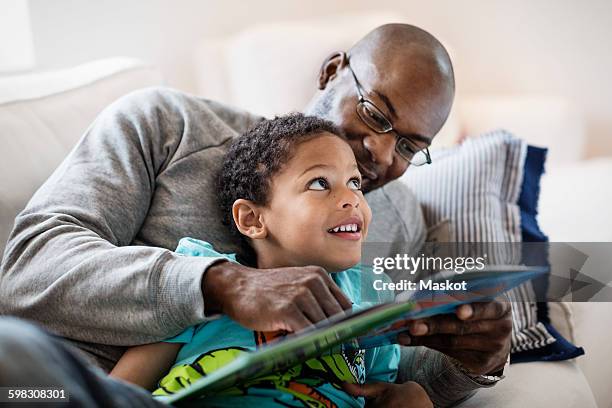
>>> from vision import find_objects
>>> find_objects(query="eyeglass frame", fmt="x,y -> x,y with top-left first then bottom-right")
345,56 -> 432,166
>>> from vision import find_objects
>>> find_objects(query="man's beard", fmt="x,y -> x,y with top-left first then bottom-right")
309,88 -> 336,118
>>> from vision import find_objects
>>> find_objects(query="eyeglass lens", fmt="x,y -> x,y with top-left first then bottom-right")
356,101 -> 392,133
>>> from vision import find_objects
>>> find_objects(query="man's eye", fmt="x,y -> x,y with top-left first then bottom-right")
371,111 -> 389,128
397,137 -> 417,154
348,178 -> 362,190
308,178 -> 329,190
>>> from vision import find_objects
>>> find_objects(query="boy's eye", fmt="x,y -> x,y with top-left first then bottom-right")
348,178 -> 362,190
308,177 -> 329,190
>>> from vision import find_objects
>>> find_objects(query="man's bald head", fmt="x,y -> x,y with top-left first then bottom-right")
305,23 -> 455,191
349,23 -> 453,77
349,23 -> 455,136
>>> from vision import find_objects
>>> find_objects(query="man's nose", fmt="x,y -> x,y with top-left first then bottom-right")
362,133 -> 395,167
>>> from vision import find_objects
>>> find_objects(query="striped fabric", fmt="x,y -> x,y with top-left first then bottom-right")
401,130 -> 555,353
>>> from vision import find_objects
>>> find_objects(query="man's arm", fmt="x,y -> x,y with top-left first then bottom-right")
395,346 -> 497,408
0,88 -> 228,345
0,87 -> 352,347
203,261 -> 352,332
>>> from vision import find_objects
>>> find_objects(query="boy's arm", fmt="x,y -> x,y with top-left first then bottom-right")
343,381 -> 433,408
110,342 -> 182,391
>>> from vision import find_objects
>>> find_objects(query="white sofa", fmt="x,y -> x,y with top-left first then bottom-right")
0,55 -> 610,407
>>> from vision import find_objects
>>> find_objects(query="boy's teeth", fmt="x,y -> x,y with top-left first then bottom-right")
329,224 -> 360,233
329,224 -> 359,232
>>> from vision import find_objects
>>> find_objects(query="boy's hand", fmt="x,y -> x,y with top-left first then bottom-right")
399,300 -> 511,375
343,381 -> 433,408
203,261 -> 352,332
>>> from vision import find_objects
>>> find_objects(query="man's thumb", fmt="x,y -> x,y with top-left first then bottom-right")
342,382 -> 387,398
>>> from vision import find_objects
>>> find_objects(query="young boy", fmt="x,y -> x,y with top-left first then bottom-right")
110,113 -> 432,407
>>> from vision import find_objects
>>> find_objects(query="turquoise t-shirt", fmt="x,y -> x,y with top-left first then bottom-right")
153,237 -> 400,408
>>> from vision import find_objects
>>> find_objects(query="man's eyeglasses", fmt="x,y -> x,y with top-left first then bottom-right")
346,58 -> 432,166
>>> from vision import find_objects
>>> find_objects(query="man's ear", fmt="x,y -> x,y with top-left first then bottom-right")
232,199 -> 267,239
317,51 -> 348,90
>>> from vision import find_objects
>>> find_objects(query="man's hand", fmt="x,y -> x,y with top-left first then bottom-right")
343,381 -> 432,408
202,261 -> 352,332
398,300 -> 512,375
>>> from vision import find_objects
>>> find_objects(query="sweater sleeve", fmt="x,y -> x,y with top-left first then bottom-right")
396,346 -> 497,408
0,88 -> 230,346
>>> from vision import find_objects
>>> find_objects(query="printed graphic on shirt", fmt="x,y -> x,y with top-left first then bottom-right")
153,330 -> 366,408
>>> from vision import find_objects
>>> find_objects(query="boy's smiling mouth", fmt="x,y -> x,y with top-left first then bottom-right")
327,216 -> 363,241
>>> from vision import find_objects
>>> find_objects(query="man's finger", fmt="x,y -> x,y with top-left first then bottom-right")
409,334 -> 501,352
305,276 -> 347,317
342,382 -> 388,398
321,273 -> 353,311
282,305 -> 314,332
397,332 -> 411,346
408,316 -> 501,336
295,291 -> 328,323
457,300 -> 510,321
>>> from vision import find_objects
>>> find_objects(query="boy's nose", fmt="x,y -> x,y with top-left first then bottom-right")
339,190 -> 360,209
342,201 -> 359,209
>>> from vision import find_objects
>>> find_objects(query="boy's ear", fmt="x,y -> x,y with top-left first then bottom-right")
232,199 -> 267,239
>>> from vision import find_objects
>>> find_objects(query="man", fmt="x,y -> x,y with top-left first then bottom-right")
0,24 -> 510,406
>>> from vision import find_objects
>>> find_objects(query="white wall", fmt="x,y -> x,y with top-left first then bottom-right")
27,0 -> 612,158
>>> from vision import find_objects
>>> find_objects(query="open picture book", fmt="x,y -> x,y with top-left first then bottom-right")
159,265 -> 546,406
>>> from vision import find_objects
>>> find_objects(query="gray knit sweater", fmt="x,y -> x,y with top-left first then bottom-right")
0,87 -> 489,406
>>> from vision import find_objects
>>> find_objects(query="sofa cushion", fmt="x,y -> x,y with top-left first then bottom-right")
538,158 -> 612,241
457,360 -> 597,408
0,58 -> 163,254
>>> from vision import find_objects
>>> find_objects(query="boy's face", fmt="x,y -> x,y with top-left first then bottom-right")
259,133 -> 372,272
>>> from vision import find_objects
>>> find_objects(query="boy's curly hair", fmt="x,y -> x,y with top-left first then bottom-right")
217,113 -> 342,263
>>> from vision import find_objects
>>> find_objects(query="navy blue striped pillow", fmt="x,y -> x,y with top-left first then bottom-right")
401,130 -> 557,356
